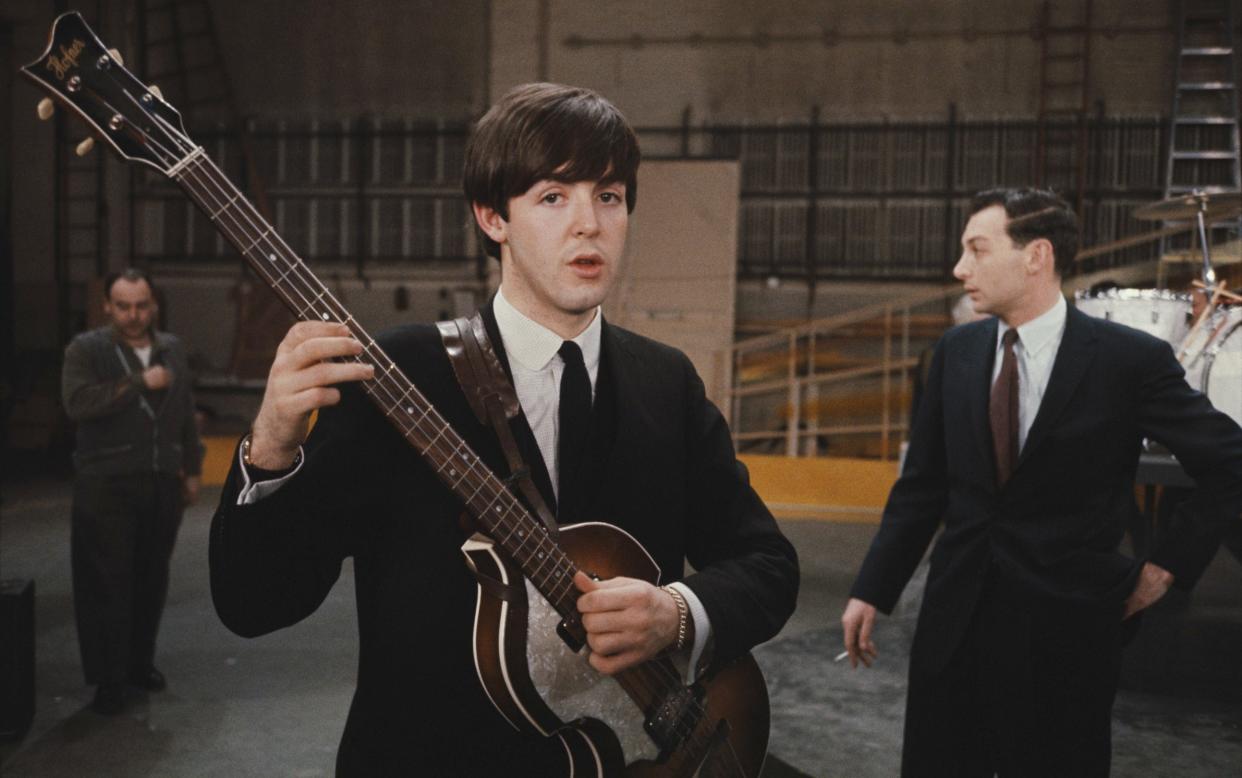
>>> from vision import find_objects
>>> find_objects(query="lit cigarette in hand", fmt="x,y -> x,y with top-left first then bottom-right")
833,650 -> 850,663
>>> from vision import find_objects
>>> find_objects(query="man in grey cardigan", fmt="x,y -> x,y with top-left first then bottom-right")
61,268 -> 204,714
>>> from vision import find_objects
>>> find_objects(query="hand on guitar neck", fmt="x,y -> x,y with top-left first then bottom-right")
248,322 -> 375,470
573,570 -> 691,676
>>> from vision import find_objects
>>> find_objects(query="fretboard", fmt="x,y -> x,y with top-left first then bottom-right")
170,148 -> 581,617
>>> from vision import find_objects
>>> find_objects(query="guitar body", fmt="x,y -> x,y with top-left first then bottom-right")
463,522 -> 770,777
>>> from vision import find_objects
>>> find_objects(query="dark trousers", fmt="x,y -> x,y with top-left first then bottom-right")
71,473 -> 183,686
901,572 -> 1125,778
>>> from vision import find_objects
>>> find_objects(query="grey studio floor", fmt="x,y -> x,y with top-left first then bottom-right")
2,476 -> 1241,778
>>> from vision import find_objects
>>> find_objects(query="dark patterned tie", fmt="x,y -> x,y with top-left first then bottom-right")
557,340 -> 591,515
990,329 -> 1020,487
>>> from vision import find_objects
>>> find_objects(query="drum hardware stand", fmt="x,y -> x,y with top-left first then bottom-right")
1178,278 -> 1232,363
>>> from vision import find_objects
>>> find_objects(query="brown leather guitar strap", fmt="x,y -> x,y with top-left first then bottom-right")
437,312 -> 559,541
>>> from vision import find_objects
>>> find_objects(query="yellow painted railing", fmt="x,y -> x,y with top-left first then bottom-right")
723,284 -> 963,461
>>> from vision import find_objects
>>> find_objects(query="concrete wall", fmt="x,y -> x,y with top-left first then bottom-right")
211,0 -> 488,118
491,0 -> 1175,124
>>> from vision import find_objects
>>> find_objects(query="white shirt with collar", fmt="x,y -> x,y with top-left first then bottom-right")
492,287 -> 600,502
992,294 -> 1068,452
238,285 -> 713,677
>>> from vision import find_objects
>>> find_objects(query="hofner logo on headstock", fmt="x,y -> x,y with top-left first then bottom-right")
46,39 -> 85,80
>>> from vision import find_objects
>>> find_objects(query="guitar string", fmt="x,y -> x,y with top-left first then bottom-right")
144,122 -> 717,751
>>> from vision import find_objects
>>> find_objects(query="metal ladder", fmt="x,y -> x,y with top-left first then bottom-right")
1160,0 -> 1242,268
1034,0 -> 1094,219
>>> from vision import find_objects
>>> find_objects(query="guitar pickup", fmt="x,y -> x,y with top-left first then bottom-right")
557,617 -> 586,652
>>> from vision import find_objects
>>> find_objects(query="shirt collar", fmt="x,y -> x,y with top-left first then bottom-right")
493,286 -> 602,374
997,294 -> 1067,359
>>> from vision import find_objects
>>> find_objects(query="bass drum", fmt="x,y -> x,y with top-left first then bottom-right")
1203,320 -> 1242,427
1074,288 -> 1191,346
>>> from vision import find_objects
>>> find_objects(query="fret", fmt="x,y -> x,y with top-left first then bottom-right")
476,489 -> 510,528
448,465 -> 473,491
543,561 -> 574,598
495,511 -> 532,548
477,499 -> 513,534
424,420 -> 452,453
462,473 -> 497,511
270,260 -> 298,291
525,538 -> 555,580
396,403 -> 430,439
242,229 -> 274,255
532,572 -> 567,608
547,576 -> 576,610
436,440 -> 468,475
209,193 -> 240,220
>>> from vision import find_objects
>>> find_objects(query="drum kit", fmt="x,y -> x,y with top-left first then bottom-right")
1074,189 -> 1242,426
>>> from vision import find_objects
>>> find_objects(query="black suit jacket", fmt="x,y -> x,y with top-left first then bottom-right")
209,305 -> 799,776
851,305 -> 1242,673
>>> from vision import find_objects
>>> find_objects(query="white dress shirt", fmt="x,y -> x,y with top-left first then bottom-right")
992,294 -> 1068,452
239,286 -> 713,677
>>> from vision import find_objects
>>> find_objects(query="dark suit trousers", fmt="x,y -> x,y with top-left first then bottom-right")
902,569 -> 1125,778
71,473 -> 183,685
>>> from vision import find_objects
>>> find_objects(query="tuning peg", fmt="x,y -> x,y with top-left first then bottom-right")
149,85 -> 163,100
37,98 -> 54,120
76,137 -> 95,157
107,48 -> 123,66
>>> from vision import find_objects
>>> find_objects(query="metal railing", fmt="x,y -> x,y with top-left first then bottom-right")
724,284 -> 964,460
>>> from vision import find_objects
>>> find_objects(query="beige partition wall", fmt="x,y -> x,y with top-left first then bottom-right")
603,159 -> 740,407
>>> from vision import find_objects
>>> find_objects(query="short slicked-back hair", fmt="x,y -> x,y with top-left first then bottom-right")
968,188 -> 1079,276
463,82 -> 641,259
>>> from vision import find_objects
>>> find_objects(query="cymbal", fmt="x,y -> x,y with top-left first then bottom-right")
1133,190 -> 1242,221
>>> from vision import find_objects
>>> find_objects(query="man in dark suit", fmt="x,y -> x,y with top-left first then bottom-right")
840,188 -> 1242,777
210,83 -> 798,775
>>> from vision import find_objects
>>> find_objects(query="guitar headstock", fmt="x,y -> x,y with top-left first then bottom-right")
21,11 -> 194,176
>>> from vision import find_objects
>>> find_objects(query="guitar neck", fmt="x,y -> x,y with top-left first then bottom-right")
170,150 -> 580,616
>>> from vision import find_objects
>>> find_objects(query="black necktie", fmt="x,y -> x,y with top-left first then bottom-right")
990,329 -> 1020,486
557,340 -> 591,513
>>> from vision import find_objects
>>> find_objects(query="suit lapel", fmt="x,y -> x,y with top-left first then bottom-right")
1014,305 -> 1097,473
963,318 -> 1000,481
